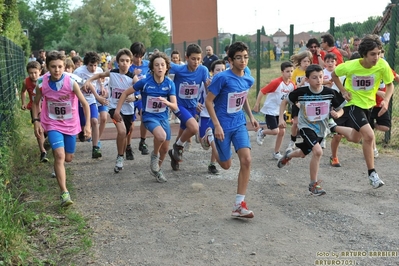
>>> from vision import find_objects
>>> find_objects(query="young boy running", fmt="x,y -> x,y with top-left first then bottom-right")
204,41 -> 259,218
73,52 -> 103,158
277,64 -> 347,195
331,34 -> 394,188
32,51 -> 91,207
83,48 -> 139,173
21,61 -> 49,163
168,44 -> 209,170
114,52 -> 177,182
253,61 -> 296,160
198,59 -> 226,174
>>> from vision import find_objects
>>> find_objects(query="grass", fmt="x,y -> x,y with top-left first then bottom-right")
0,107 -> 92,265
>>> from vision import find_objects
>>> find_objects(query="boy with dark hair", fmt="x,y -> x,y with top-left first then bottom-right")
128,42 -> 150,158
277,64 -> 347,196
84,48 -> 139,173
253,61 -> 295,160
74,51 -> 103,158
331,34 -> 394,188
21,61 -> 48,162
168,43 -> 209,171
204,41 -> 259,218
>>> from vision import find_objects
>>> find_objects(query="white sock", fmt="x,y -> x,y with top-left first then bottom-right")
176,139 -> 185,146
235,194 -> 245,205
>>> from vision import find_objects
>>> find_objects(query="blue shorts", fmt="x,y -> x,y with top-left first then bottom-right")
133,100 -> 143,121
214,124 -> 251,162
174,105 -> 196,130
144,119 -> 171,140
47,130 -> 76,154
98,105 -> 108,113
199,116 -> 211,138
79,103 -> 99,126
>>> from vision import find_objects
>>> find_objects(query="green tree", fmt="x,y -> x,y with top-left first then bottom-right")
18,0 -> 70,51
2,0 -> 29,51
261,25 -> 266,36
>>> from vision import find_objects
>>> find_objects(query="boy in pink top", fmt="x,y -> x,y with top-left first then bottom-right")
253,62 -> 296,159
32,50 -> 91,207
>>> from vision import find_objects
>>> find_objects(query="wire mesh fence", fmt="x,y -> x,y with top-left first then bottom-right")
0,36 -> 26,144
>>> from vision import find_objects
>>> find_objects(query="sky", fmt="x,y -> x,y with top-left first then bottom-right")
149,0 -> 391,35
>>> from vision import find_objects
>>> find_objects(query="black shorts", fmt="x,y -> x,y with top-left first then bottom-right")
333,106 -> 370,131
264,114 -> 285,130
296,128 -> 323,156
369,107 -> 391,129
109,109 -> 133,135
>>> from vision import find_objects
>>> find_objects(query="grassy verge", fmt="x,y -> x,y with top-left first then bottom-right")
0,107 -> 92,265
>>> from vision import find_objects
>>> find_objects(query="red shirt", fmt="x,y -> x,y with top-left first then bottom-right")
312,50 -> 326,65
326,47 -> 344,65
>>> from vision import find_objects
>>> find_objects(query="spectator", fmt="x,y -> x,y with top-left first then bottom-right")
28,53 -> 36,62
202,46 -> 218,71
321,34 -> 344,65
306,38 -> 325,67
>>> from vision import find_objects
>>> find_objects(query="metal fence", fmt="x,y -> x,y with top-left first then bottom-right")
0,36 -> 26,143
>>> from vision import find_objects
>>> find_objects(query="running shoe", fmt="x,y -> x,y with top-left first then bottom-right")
150,151 -> 160,173
201,128 -> 214,151
277,149 -> 292,168
272,152 -> 283,160
208,164 -> 219,175
139,141 -> 149,155
114,155 -> 124,173
309,181 -> 326,196
40,152 -> 49,163
320,139 -> 326,149
184,142 -> 192,152
368,171 -> 384,189
231,201 -> 254,218
60,191 -> 73,207
374,148 -> 379,158
329,157 -> 341,167
156,170 -> 167,183
168,149 -> 179,171
126,147 -> 134,160
172,143 -> 184,162
174,117 -> 180,124
92,146 -> 102,158
287,140 -> 296,151
256,128 -> 265,146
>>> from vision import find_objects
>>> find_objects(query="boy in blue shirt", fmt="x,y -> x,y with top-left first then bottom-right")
168,44 -> 209,170
204,42 -> 259,218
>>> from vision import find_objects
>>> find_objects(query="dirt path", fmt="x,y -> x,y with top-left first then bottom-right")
70,129 -> 399,266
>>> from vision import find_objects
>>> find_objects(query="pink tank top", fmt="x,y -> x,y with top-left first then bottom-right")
40,73 -> 81,135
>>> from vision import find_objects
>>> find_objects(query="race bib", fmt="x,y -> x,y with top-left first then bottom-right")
227,91 -> 247,114
351,75 -> 375,91
304,100 -> 329,122
48,101 -> 72,120
145,96 -> 167,113
178,84 -> 199,99
111,88 -> 124,100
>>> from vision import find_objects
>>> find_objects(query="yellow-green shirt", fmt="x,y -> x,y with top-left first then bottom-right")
335,58 -> 394,109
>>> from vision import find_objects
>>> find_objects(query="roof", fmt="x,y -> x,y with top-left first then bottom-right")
273,29 -> 288,37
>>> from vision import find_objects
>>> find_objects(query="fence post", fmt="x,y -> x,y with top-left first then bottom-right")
256,29 -> 261,97
267,41 -> 271,68
171,43 -> 174,51
198,39 -> 201,47
385,4 -> 398,143
330,17 -> 335,36
183,41 -> 187,54
232,34 -> 236,43
289,24 -> 294,58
